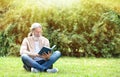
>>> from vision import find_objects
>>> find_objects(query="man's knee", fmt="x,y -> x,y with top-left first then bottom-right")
55,51 -> 61,56
21,54 -> 29,61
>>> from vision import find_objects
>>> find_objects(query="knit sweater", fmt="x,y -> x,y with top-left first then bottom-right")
20,36 -> 50,58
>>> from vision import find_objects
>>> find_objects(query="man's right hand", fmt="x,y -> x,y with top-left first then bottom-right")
32,53 -> 40,57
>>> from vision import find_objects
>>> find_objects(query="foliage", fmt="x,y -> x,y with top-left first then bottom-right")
0,24 -> 20,56
0,0 -> 120,57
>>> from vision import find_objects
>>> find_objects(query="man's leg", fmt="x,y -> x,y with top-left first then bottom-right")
21,54 -> 46,71
41,51 -> 61,70
21,51 -> 61,72
36,60 -> 53,69
23,64 -> 31,71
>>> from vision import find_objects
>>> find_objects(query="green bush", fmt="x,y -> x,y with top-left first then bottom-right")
0,24 -> 20,56
0,0 -> 120,57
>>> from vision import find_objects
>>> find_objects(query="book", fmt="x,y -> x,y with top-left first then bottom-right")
38,45 -> 56,55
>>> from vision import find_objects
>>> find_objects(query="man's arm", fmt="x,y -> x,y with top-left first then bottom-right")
20,38 -> 39,58
44,39 -> 50,47
40,38 -> 51,60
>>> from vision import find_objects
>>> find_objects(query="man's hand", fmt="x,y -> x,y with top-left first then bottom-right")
32,53 -> 39,57
40,52 -> 51,60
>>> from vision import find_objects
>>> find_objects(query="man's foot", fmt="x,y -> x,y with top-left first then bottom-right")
23,65 -> 31,72
31,68 -> 40,73
46,68 -> 58,73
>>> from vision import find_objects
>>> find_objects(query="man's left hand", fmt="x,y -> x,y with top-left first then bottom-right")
40,52 -> 51,60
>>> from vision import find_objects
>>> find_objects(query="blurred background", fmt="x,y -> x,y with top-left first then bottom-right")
0,0 -> 120,57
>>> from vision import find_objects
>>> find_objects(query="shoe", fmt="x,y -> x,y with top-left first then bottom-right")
46,68 -> 58,73
23,65 -> 31,72
31,68 -> 40,73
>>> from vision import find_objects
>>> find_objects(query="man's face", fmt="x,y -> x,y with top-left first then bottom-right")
33,27 -> 42,37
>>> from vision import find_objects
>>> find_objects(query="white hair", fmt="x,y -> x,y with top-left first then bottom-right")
28,23 -> 42,37
30,23 -> 42,31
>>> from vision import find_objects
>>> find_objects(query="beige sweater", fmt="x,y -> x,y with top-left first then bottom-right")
20,36 -> 50,57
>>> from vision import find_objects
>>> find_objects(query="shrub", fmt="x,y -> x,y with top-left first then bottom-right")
0,24 -> 20,56
0,0 -> 120,57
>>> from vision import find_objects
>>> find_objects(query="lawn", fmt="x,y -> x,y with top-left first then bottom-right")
0,57 -> 120,77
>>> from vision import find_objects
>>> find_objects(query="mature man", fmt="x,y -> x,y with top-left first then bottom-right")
20,23 -> 61,73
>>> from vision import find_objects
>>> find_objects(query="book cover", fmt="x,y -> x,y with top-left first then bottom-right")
38,45 -> 56,55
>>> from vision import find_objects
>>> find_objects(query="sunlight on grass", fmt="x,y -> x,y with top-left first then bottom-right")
0,57 -> 120,77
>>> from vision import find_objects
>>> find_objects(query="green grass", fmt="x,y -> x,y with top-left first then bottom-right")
0,57 -> 120,77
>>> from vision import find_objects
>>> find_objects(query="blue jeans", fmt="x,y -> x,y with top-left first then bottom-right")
21,51 -> 61,72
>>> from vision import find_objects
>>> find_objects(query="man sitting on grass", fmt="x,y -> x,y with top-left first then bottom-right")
20,23 -> 61,73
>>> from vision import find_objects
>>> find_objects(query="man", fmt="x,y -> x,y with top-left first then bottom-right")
20,23 -> 61,73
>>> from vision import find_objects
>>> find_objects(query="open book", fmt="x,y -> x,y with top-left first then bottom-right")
38,45 -> 56,55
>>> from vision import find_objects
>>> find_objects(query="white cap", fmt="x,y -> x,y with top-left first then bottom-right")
30,23 -> 42,30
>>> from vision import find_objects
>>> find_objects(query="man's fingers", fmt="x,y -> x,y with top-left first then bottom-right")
48,51 -> 52,54
42,52 -> 47,55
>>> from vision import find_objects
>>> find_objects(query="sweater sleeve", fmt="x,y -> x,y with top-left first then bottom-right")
20,38 -> 34,56
44,38 -> 50,47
